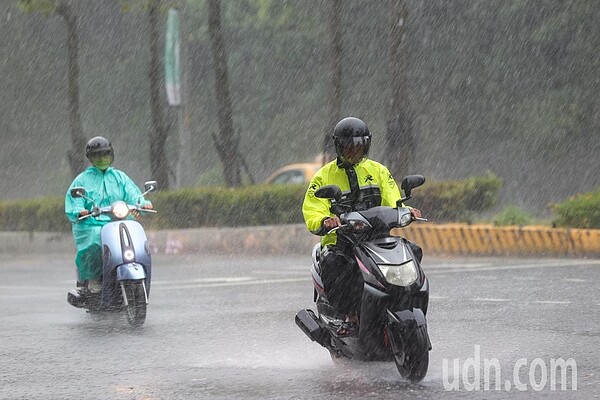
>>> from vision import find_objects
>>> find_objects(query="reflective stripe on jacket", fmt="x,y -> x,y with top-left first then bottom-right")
302,158 -> 401,247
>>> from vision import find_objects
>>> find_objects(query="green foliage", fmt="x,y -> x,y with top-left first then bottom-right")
0,175 -> 502,231
5,0 -> 600,213
552,187 -> 600,229
18,0 -> 57,15
117,0 -> 177,13
492,205 -> 533,227
148,183 -> 307,229
0,197 -> 69,232
411,172 -> 503,222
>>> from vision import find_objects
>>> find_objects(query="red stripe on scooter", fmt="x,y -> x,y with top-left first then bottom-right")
356,256 -> 386,288
312,277 -> 325,293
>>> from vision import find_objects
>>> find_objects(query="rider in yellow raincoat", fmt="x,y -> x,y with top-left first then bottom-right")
302,117 -> 422,336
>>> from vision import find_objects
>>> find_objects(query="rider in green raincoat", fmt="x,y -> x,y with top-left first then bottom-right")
64,137 -> 152,290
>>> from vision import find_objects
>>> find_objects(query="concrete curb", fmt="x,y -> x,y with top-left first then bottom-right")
1,223 -> 599,257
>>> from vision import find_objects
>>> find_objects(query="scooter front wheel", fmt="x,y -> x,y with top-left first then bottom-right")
121,281 -> 147,327
393,325 -> 429,382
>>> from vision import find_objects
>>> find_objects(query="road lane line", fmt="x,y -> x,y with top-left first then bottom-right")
158,277 -> 308,290
534,300 -> 571,304
426,261 -> 600,274
153,277 -> 254,285
471,298 -> 511,302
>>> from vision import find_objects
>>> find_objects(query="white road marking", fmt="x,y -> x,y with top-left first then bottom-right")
534,300 -> 571,304
153,277 -> 253,285
426,261 -> 600,274
471,298 -> 510,302
158,277 -> 308,290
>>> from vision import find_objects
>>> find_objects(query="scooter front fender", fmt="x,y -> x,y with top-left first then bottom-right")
388,308 -> 427,329
387,308 -> 432,354
116,263 -> 146,281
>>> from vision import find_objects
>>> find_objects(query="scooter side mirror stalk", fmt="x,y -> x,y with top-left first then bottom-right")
396,196 -> 411,207
142,181 -> 158,197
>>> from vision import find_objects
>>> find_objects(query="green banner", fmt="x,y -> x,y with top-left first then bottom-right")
165,8 -> 181,106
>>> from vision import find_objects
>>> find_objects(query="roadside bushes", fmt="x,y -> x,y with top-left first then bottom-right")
148,184 -> 306,229
0,197 -> 70,232
492,205 -> 533,226
410,171 -> 502,222
552,187 -> 600,229
0,173 -> 502,232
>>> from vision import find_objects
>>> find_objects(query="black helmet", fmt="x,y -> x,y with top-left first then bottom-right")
85,136 -> 114,169
333,117 -> 371,165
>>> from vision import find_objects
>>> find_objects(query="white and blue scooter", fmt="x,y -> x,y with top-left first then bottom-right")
67,181 -> 157,327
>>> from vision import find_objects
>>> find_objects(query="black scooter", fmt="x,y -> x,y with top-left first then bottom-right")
295,175 -> 431,382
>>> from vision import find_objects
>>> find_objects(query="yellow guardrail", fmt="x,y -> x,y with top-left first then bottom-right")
394,224 -> 600,257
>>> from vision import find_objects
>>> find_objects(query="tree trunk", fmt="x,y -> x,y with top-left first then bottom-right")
148,0 -> 170,189
323,0 -> 343,165
56,1 -> 87,178
384,0 -> 415,179
207,0 -> 242,187
175,1 -> 193,189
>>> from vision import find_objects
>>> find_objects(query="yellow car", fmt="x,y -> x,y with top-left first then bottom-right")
264,163 -> 321,185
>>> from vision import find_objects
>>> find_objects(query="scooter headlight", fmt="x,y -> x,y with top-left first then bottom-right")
123,250 -> 135,261
378,260 -> 418,287
112,201 -> 130,219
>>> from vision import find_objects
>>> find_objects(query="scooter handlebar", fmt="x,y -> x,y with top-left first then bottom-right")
76,204 -> 157,221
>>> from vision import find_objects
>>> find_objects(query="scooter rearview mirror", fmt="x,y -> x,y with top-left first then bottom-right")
70,187 -> 86,198
144,181 -> 157,192
400,175 -> 426,197
315,185 -> 342,201
143,181 -> 158,195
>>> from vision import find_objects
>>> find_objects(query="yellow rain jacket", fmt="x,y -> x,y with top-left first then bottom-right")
302,158 -> 401,247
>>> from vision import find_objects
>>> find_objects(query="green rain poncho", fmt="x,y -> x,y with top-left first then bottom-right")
65,166 -> 151,282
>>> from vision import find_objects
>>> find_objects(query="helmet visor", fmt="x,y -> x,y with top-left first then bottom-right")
88,149 -> 113,158
338,136 -> 370,164
336,135 -> 371,148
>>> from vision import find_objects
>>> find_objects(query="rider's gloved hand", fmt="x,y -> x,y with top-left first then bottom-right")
133,203 -> 153,219
322,217 -> 341,231
410,207 -> 422,219
78,210 -> 90,217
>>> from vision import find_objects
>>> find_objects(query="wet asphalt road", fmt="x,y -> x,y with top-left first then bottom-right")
0,253 -> 599,399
